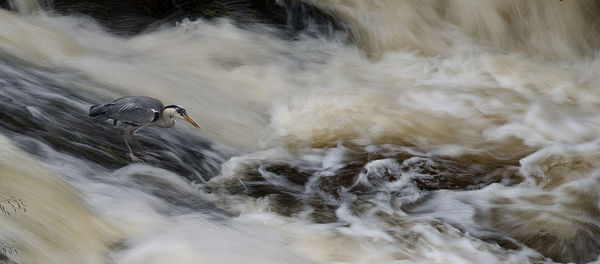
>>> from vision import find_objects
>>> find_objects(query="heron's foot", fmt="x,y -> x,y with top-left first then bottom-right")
128,153 -> 144,163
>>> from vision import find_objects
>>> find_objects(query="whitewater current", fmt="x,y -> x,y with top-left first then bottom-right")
1,0 -> 600,263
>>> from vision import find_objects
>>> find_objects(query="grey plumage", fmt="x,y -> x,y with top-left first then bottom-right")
89,96 -> 200,161
89,96 -> 163,128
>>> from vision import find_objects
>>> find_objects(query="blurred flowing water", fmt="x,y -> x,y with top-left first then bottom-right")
1,1 -> 600,263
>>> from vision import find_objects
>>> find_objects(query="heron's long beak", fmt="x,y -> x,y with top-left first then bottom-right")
182,115 -> 201,129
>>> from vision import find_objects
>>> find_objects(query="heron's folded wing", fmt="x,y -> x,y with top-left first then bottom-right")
106,101 -> 160,126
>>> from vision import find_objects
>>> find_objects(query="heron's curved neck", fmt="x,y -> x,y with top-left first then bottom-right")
154,109 -> 176,128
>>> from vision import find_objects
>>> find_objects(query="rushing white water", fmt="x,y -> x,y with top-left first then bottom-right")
0,135 -> 119,264
1,0 -> 600,263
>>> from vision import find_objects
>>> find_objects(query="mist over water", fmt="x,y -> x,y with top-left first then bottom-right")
1,0 -> 600,263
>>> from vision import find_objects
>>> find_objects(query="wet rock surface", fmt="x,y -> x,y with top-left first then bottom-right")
0,59 -> 224,182
0,0 -> 342,37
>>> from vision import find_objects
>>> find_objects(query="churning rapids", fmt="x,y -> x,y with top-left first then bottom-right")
1,0 -> 600,263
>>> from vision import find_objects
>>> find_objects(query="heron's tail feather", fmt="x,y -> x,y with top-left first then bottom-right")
88,104 -> 109,122
88,104 -> 103,116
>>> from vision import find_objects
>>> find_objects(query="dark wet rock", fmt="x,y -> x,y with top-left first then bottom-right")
0,60 -> 226,182
0,0 -> 343,37
411,160 -> 523,191
206,144 -> 524,224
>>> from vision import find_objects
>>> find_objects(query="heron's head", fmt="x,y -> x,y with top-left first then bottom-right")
164,105 -> 201,129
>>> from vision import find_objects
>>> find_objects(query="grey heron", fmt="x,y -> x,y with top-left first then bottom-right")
88,96 -> 201,160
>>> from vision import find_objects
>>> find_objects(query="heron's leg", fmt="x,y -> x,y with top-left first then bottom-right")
130,129 -> 146,156
120,128 -> 138,161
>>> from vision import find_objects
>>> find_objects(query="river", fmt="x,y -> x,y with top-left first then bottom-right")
1,1 -> 600,263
